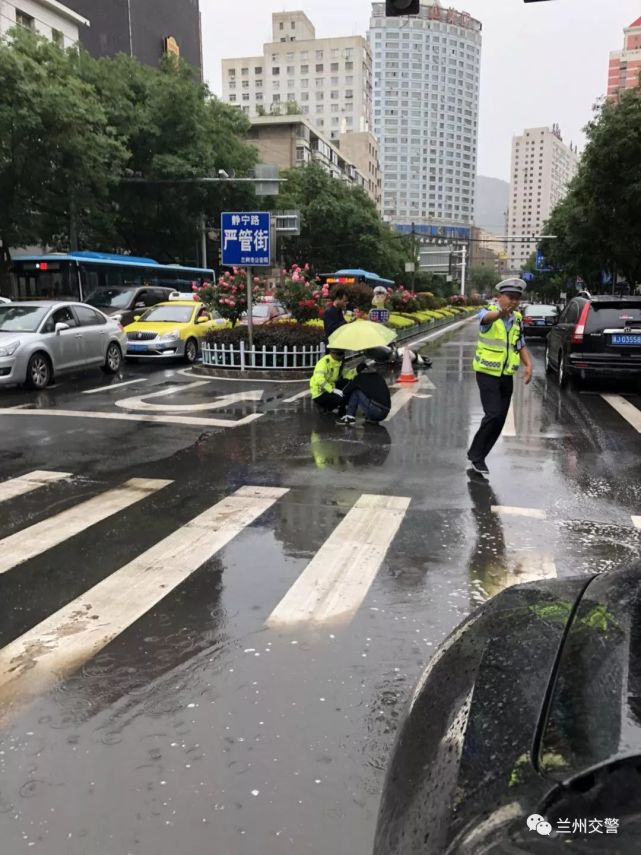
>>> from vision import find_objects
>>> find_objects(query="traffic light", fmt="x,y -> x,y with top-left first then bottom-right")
386,0 -> 420,16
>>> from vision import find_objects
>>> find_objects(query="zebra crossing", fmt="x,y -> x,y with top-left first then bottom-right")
0,468 -> 639,725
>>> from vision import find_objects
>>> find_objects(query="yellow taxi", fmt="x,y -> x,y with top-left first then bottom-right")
124,300 -> 222,363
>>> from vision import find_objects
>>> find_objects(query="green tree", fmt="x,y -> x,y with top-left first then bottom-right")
270,162 -> 409,281
79,53 -> 258,264
469,265 -> 498,293
0,29 -> 126,286
541,87 -> 641,288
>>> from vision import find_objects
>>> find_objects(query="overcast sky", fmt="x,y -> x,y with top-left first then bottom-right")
201,0 -> 639,181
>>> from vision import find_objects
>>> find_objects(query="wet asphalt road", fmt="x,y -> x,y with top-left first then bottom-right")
0,320 -> 640,855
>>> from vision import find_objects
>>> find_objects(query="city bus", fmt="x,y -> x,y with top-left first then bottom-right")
7,251 -> 215,302
318,268 -> 396,290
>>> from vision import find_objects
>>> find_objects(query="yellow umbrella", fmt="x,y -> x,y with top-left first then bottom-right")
328,319 -> 397,351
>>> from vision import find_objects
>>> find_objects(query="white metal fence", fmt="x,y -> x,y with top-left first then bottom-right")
201,341 -> 326,371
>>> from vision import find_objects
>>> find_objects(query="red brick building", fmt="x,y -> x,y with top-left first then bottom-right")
608,16 -> 641,99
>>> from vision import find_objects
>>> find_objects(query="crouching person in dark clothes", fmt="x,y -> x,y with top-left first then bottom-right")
310,348 -> 357,415
337,363 -> 391,425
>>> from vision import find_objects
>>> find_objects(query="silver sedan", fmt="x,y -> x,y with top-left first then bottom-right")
0,302 -> 127,389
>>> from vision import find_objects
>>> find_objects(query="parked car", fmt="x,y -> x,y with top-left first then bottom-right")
124,300 -> 219,363
85,285 -> 176,328
522,303 -> 560,339
545,295 -> 641,386
0,296 -> 10,304
240,300 -> 290,326
374,561 -> 641,854
0,301 -> 126,389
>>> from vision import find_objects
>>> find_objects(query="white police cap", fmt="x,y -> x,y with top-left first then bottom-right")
495,278 -> 527,296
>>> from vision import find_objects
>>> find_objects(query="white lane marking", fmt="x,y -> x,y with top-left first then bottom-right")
388,375 -> 434,419
0,486 -> 288,723
0,471 -> 71,503
601,394 -> 641,433
115,383 -> 264,413
0,409 -> 263,429
633,516 -> 641,530
502,402 -> 516,437
282,389 -> 311,403
403,316 -> 476,348
492,505 -> 547,520
0,478 -> 172,575
266,494 -> 410,627
82,379 -> 147,395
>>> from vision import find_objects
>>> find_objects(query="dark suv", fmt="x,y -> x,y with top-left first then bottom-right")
545,295 -> 641,386
85,286 -> 176,328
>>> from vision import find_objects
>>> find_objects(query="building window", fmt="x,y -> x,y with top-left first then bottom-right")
300,79 -> 308,89
280,21 -> 284,30
316,50 -> 324,60
273,95 -> 281,103
15,9 -> 35,30
345,61 -> 354,71
316,64 -> 324,72
272,67 -> 280,75
331,62 -> 339,72
287,65 -> 295,74
52,29 -> 64,48
242,94 -> 249,102
255,67 -> 262,75
301,64 -> 309,74
229,95 -> 237,103
228,68 -> 236,77
241,67 -> 249,76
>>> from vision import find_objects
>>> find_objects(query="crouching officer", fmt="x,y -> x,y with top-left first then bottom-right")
310,348 -> 357,414
467,278 -> 533,476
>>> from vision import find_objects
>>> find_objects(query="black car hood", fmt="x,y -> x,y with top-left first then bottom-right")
375,563 -> 641,854
373,575 -> 589,854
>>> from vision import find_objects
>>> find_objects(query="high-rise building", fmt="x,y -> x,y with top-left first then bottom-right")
0,0 -> 88,48
220,11 -> 380,206
63,0 -> 203,77
507,125 -> 579,272
608,16 -> 641,99
369,1 -> 482,231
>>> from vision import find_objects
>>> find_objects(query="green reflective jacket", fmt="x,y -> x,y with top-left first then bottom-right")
310,354 -> 356,399
473,305 -> 523,377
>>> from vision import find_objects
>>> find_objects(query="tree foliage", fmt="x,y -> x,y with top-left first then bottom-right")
541,88 -> 641,288
269,163 -> 410,281
0,28 -> 259,283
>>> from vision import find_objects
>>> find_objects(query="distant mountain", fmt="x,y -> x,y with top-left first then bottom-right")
475,175 -> 509,235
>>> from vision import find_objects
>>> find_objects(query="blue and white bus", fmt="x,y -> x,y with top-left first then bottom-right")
8,251 -> 214,302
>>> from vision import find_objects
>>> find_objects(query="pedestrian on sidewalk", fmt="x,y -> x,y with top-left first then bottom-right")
323,288 -> 349,342
310,348 -> 357,415
336,364 -> 391,425
467,278 -> 533,476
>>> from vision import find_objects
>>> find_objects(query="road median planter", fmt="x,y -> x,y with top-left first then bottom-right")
194,311 -> 476,378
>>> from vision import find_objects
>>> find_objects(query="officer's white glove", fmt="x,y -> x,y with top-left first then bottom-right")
332,388 -> 344,398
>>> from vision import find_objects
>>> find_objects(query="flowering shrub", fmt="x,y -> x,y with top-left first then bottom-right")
449,295 -> 467,306
273,264 -> 324,324
206,321 -> 324,348
194,269 -> 267,326
416,292 -> 446,310
387,286 -> 420,313
342,283 -> 375,314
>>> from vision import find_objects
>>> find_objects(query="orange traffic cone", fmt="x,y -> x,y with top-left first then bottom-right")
398,347 -> 418,384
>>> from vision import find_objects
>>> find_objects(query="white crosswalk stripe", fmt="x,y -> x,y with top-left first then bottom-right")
0,478 -> 172,575
0,470 -> 70,503
0,486 -> 288,724
266,494 -> 410,627
633,516 -> 641,530
601,394 -> 641,433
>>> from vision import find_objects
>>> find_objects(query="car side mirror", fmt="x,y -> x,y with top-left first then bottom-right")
55,322 -> 70,334
197,316 -> 209,324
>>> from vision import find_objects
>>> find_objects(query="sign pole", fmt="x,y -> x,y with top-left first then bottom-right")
246,266 -> 253,355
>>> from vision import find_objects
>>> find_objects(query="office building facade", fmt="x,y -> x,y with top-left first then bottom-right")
369,1 -> 481,231
0,0 -> 88,47
507,125 -> 579,271
608,16 -> 641,99
63,0 -> 202,76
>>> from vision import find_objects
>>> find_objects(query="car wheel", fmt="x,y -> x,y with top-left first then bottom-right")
101,342 -> 122,374
544,342 -> 554,375
558,351 -> 570,388
26,352 -> 52,390
183,338 -> 198,364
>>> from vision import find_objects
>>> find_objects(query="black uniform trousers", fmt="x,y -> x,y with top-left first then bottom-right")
467,372 -> 514,462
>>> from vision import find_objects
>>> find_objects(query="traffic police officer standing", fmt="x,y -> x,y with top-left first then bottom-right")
467,278 -> 533,476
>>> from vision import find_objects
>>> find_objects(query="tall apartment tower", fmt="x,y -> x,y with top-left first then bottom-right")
507,126 -> 579,272
369,1 -> 482,229
221,11 -> 380,205
608,16 -> 641,99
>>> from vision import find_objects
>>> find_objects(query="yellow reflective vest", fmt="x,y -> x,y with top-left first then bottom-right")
473,305 -> 523,377
310,354 -> 356,399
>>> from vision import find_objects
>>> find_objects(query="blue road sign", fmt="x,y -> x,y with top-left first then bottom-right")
221,212 -> 271,267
